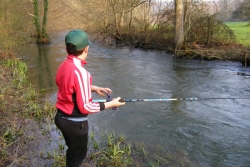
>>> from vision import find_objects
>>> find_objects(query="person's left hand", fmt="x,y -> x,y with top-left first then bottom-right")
92,86 -> 112,97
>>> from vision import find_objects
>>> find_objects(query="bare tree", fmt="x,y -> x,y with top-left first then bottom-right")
216,0 -> 240,21
232,0 -> 250,22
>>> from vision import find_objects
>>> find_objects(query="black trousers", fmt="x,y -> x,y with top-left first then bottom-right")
55,113 -> 88,167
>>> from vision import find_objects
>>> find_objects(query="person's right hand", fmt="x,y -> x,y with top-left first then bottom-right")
111,97 -> 126,107
104,97 -> 125,109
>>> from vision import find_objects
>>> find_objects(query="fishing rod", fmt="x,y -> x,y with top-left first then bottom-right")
219,71 -> 250,77
93,94 -> 250,110
237,72 -> 250,78
237,72 -> 250,76
92,96 -> 250,103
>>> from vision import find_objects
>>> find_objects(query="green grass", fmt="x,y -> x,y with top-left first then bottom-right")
225,22 -> 250,46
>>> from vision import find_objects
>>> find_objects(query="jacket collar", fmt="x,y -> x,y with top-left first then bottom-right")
67,55 -> 87,66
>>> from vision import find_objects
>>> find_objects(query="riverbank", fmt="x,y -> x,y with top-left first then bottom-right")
0,57 -> 196,166
175,21 -> 250,66
173,44 -> 250,67
94,32 -> 250,67
175,22 -> 250,66
0,56 -> 56,166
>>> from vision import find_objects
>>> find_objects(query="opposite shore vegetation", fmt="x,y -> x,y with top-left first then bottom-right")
0,0 -> 249,166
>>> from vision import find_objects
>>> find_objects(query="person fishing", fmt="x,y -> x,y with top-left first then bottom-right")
54,29 -> 126,167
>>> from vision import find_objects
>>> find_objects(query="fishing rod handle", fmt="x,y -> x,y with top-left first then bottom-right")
119,99 -> 126,102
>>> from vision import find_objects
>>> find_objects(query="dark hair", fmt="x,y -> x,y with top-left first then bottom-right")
66,43 -> 84,56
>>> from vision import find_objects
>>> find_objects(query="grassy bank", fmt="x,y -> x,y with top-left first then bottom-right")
174,22 -> 250,66
0,57 -> 55,166
225,22 -> 250,47
0,57 -> 196,166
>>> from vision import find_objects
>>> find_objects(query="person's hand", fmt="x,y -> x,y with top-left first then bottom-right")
92,86 -> 112,97
104,97 -> 126,109
111,97 -> 126,107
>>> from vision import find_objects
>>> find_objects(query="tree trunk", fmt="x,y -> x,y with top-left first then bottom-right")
33,0 -> 41,40
174,0 -> 184,50
41,0 -> 49,43
33,0 -> 50,43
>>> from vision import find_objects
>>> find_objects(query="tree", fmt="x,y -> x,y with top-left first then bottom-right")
232,0 -> 250,22
32,0 -> 50,43
174,0 -> 184,50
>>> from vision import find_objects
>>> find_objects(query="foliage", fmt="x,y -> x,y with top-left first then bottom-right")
185,15 -> 236,45
0,58 -> 55,119
61,0 -> 238,50
232,0 -> 250,22
0,58 -> 56,166
3,59 -> 27,88
0,0 -> 245,51
80,131 -> 196,167
62,0 -> 175,49
0,0 -> 32,50
87,133 -> 133,166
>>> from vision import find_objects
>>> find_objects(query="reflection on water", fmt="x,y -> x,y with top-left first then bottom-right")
20,31 -> 250,167
37,44 -> 53,89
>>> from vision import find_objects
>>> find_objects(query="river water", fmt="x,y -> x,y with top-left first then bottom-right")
21,31 -> 250,167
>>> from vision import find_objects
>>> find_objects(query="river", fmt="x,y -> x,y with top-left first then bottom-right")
21,31 -> 250,167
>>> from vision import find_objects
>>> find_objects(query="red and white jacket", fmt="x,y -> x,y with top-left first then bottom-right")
56,55 -> 104,117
